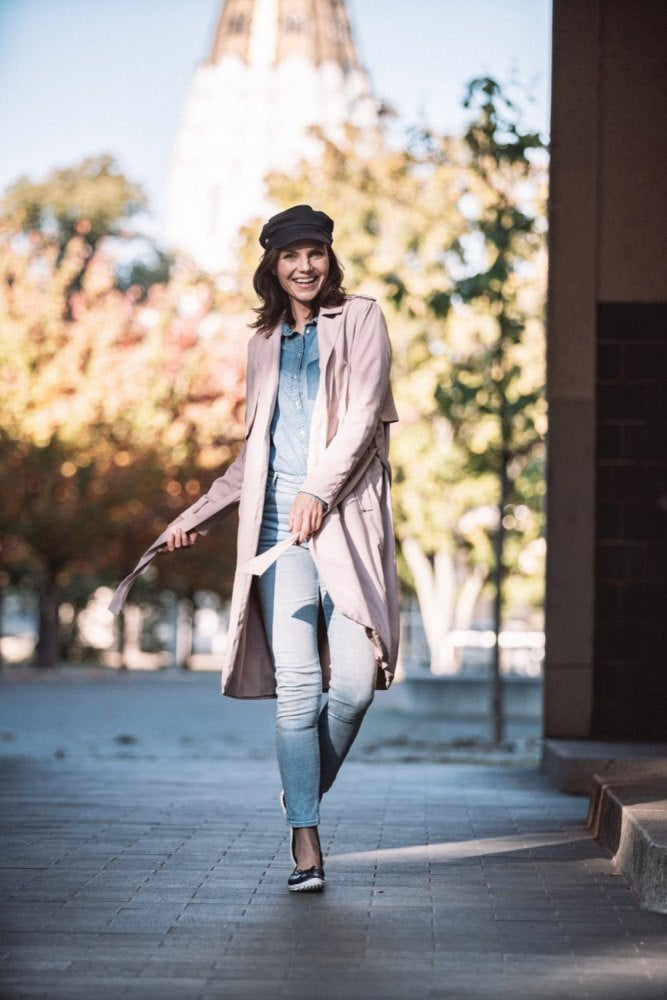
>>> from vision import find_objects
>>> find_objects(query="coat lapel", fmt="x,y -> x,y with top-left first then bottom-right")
251,321 -> 282,431
251,304 -> 343,422
317,302 -> 344,374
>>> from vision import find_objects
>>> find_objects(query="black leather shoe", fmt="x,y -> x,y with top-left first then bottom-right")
288,865 -> 325,892
287,827 -> 325,891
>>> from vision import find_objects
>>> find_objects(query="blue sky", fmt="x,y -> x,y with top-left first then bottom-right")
0,0 -> 552,243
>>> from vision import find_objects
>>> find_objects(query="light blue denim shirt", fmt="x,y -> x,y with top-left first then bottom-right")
268,315 -> 321,481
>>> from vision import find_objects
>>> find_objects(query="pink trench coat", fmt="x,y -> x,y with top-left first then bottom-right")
109,295 -> 400,698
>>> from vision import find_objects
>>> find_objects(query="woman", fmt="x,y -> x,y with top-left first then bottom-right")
109,204 -> 400,893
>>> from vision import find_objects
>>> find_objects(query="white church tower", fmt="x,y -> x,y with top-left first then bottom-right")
166,0 -> 379,273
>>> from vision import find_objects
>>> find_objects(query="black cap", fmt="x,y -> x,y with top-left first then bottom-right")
259,204 -> 334,251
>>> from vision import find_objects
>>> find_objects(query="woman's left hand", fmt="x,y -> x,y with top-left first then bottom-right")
289,492 -> 325,543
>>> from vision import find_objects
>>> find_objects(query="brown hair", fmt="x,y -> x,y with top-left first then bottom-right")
250,244 -> 346,335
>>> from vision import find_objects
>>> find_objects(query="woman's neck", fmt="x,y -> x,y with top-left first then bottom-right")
289,297 -> 317,334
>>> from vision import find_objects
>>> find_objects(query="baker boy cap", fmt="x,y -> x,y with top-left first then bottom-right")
259,204 -> 334,250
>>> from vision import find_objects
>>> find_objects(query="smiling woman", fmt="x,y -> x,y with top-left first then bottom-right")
110,203 -> 400,894
251,205 -> 347,336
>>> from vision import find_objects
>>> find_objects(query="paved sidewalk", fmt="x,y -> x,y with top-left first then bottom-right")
1,671 -> 666,999
0,666 -> 541,765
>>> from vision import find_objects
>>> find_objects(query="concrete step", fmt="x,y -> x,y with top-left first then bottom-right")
588,759 -> 667,914
393,673 -> 542,720
541,738 -> 667,795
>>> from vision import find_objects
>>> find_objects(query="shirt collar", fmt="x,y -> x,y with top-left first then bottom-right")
281,314 -> 319,337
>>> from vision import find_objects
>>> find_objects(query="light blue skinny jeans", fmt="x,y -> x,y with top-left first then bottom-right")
257,470 -> 377,828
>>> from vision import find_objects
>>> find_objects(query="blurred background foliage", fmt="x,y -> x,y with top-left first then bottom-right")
0,160 -> 247,665
0,78 -> 547,675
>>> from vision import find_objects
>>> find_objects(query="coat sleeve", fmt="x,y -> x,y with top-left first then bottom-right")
107,444 -> 246,616
108,339 -> 256,616
187,331 -> 257,523
300,299 -> 393,508
177,439 -> 246,531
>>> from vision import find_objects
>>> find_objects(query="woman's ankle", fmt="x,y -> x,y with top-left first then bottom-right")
293,825 -> 323,869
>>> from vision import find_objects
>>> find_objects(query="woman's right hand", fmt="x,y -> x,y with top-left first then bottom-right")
158,520 -> 199,553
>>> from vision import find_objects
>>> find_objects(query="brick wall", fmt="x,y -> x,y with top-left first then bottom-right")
593,302 -> 667,739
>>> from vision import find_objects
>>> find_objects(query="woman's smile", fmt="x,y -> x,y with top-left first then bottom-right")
275,242 -> 329,304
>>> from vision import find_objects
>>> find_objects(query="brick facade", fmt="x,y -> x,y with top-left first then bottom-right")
593,302 -> 667,739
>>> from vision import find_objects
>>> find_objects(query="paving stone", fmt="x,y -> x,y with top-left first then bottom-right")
1,671 -> 667,999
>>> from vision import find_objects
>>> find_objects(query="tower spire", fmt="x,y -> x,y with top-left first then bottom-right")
207,0 -> 253,64
167,0 -> 379,273
207,0 -> 362,69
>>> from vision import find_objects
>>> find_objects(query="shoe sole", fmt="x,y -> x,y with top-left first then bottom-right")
288,877 -> 325,892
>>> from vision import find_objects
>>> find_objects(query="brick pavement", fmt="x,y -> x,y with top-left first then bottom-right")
1,670 -> 666,999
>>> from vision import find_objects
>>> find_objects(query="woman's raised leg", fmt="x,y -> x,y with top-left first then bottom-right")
317,590 -> 377,797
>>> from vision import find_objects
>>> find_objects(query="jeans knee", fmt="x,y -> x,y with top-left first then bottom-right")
276,699 -> 320,732
327,686 -> 374,724
277,715 -> 319,735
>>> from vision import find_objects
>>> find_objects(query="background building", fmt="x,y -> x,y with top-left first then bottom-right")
545,0 -> 667,742
166,0 -> 380,273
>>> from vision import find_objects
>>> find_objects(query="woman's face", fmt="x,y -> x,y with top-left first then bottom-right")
274,240 -> 330,307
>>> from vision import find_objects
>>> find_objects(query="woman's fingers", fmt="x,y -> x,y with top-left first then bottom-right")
297,511 -> 311,544
289,493 -> 324,542
165,526 -> 198,552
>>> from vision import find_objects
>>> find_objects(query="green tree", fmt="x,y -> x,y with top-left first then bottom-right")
434,77 -> 547,741
2,154 -> 146,259
0,155 -> 173,301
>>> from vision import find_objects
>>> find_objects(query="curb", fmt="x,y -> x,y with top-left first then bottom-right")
588,760 -> 667,913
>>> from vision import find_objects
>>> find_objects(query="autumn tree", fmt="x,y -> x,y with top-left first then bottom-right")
0,161 -> 247,667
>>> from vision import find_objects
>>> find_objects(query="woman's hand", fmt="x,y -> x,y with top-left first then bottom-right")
158,519 -> 199,553
289,493 -> 324,544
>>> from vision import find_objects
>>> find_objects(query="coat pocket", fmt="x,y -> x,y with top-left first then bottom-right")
353,455 -> 383,511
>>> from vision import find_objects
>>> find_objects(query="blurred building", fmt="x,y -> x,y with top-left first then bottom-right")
166,0 -> 380,273
545,0 -> 667,741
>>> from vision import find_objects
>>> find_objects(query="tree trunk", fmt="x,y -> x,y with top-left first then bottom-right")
453,563 -> 487,631
175,597 -> 194,670
34,568 -> 59,668
490,516 -> 504,744
115,609 -> 127,669
401,538 -> 485,675
0,584 -> 4,670
121,605 -> 143,669
402,538 -> 452,673
433,550 -> 456,671
490,436 -> 510,746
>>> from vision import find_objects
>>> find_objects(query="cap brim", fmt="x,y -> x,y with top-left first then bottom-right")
272,230 -> 332,249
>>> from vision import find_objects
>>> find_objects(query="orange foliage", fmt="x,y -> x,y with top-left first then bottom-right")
0,228 -> 248,597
